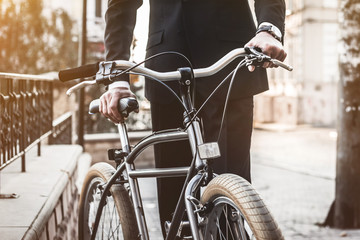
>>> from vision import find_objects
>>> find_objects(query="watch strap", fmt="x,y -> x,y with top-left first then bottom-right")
256,24 -> 282,42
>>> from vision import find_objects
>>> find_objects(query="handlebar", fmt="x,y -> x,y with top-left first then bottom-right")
111,48 -> 249,81
63,48 -> 293,95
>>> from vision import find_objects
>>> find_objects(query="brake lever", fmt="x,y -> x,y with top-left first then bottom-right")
244,46 -> 271,67
244,46 -> 293,71
245,46 -> 263,55
66,79 -> 97,96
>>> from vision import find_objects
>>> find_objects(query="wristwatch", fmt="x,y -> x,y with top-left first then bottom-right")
256,23 -> 282,42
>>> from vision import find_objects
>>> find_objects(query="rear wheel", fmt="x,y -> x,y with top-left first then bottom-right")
200,174 -> 283,240
78,162 -> 139,240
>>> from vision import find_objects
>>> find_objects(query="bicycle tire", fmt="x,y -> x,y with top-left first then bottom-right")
200,174 -> 283,240
78,162 -> 139,240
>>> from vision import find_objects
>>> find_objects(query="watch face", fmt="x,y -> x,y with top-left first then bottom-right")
257,24 -> 282,41
270,26 -> 282,39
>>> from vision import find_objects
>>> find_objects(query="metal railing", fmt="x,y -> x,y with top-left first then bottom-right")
0,73 -> 72,172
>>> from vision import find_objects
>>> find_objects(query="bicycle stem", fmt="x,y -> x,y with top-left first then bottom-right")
178,67 -> 206,170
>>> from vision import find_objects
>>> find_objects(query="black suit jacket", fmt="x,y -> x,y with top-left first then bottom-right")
105,0 -> 285,103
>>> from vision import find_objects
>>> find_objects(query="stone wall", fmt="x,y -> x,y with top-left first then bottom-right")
0,145 -> 90,240
38,167 -> 79,240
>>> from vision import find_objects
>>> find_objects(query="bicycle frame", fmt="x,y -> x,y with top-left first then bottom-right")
91,68 -> 211,240
60,47 -> 293,240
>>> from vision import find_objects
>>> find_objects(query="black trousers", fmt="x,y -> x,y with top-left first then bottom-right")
150,93 -> 254,236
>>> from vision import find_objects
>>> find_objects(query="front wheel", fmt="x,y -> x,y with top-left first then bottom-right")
200,174 -> 283,240
78,162 -> 139,240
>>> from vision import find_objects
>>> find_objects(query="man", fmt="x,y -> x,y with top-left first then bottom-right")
100,0 -> 286,236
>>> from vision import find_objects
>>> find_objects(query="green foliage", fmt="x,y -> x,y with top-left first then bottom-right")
0,0 -> 78,74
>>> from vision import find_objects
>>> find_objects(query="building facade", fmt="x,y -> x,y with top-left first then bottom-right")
254,0 -> 339,127
44,0 -> 107,62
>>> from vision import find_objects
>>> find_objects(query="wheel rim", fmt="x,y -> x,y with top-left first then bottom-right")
201,196 -> 256,240
82,177 -> 124,240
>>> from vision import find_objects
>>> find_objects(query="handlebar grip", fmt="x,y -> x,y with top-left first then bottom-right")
271,59 -> 293,71
58,63 -> 99,82
89,98 -> 139,117
89,99 -> 101,114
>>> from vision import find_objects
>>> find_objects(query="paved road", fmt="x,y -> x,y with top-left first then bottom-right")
136,126 -> 360,239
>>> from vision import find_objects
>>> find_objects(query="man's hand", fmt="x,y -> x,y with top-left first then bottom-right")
245,31 -> 287,72
99,87 -> 138,123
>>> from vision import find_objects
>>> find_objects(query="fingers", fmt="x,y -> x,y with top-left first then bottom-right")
248,65 -> 255,72
99,87 -> 139,123
271,45 -> 287,62
279,49 -> 287,62
100,93 -> 121,123
263,62 -> 271,68
245,31 -> 288,71
108,96 -> 124,123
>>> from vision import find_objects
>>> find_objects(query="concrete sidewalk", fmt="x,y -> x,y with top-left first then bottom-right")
250,126 -> 360,239
137,126 -> 360,239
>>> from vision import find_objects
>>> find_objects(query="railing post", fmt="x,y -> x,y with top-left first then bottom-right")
9,80 -> 14,163
50,81 -> 54,135
37,81 -> 41,157
0,80 -> 6,167
20,80 -> 26,172
6,80 -> 11,165
77,0 -> 87,150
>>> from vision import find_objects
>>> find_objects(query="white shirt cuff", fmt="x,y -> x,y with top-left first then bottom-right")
108,81 -> 130,90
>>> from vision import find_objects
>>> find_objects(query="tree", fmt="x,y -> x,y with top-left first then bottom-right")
0,0 -> 77,74
325,0 -> 360,228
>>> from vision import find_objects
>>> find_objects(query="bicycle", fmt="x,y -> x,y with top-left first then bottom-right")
59,47 -> 292,240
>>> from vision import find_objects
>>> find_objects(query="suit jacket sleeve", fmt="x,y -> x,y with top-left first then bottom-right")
254,0 -> 286,38
104,0 -> 142,81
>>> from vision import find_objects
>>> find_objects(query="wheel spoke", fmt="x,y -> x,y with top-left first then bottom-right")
202,196 -> 257,240
216,218 -> 226,240
82,177 -> 123,240
108,201 -> 121,239
200,175 -> 283,240
224,206 -> 235,240
79,164 -> 139,240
